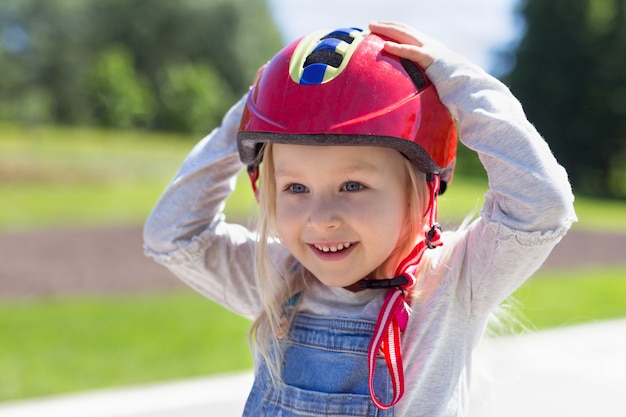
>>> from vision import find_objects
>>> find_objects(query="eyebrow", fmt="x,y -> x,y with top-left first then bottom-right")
275,161 -> 381,178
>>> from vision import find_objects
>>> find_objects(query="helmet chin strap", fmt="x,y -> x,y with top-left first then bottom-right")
247,164 -> 260,203
361,173 -> 443,410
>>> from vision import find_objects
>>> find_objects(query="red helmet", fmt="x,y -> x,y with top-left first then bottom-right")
237,27 -> 457,188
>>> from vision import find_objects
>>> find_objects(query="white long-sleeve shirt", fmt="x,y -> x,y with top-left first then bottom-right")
144,49 -> 576,416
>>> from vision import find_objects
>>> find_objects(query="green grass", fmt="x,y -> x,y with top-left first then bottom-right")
0,122 -> 260,231
0,291 -> 253,401
0,123 -> 195,231
569,196 -> 626,232
512,267 -> 626,330
438,177 -> 487,224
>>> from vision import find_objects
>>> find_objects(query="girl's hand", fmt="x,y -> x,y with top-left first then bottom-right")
368,21 -> 444,70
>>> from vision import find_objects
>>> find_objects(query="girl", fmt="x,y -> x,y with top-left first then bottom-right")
144,21 -> 576,417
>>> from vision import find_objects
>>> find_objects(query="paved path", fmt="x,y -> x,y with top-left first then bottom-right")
470,318 -> 626,417
1,318 -> 625,417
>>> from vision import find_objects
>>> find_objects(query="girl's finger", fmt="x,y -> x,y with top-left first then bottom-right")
369,21 -> 425,47
382,41 -> 434,69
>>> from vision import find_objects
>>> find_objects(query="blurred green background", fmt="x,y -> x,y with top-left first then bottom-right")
1,0 -> 625,403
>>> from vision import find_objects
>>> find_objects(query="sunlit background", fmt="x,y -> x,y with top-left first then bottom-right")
0,1 -> 625,416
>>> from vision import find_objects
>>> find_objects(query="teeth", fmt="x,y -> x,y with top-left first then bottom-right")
314,242 -> 352,253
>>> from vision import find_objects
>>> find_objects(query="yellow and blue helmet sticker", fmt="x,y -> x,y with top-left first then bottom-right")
289,28 -> 368,85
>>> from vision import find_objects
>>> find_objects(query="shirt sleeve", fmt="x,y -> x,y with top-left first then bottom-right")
143,94 -> 284,318
425,52 -> 577,317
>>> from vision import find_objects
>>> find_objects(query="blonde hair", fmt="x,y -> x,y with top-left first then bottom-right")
249,143 -> 431,380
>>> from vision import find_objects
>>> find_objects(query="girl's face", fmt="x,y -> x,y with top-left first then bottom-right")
272,143 -> 410,288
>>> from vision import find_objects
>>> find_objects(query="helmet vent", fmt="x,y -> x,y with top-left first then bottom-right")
304,49 -> 343,69
321,32 -> 355,44
400,58 -> 428,90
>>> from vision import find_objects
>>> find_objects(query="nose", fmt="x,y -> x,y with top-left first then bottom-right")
307,194 -> 342,230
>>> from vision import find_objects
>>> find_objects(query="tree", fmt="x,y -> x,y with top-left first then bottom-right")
0,0 -> 95,124
84,46 -> 154,129
0,0 -> 282,133
505,0 -> 626,198
158,62 -> 234,134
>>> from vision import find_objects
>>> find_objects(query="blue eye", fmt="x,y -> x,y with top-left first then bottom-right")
342,181 -> 363,192
288,183 -> 308,193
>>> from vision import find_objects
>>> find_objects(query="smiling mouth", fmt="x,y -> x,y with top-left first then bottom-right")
313,242 -> 353,253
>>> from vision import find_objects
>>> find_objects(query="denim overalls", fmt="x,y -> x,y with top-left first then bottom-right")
243,313 -> 395,416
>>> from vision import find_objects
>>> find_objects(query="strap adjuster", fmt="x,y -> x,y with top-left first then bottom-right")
357,275 -> 409,289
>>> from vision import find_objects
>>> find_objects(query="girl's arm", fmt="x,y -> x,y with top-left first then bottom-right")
370,21 -> 577,313
143,95 -> 277,318
371,20 -> 576,231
